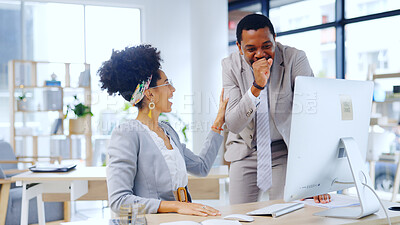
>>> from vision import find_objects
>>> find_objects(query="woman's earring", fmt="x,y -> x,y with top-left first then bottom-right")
148,101 -> 155,118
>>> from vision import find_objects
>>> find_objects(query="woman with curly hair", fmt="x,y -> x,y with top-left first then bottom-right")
99,45 -> 228,216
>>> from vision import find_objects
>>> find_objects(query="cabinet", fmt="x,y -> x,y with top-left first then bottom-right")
8,60 -> 93,165
369,72 -> 400,201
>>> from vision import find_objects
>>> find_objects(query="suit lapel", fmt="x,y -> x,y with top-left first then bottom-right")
269,43 -> 284,120
240,54 -> 255,131
240,54 -> 254,93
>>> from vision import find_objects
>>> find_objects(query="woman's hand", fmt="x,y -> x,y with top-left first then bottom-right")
301,194 -> 331,204
212,88 -> 229,134
158,201 -> 220,216
176,202 -> 221,217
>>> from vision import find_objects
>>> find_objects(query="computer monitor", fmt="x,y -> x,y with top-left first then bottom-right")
284,77 -> 380,219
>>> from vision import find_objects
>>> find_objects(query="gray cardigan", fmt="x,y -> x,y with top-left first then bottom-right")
106,120 -> 223,214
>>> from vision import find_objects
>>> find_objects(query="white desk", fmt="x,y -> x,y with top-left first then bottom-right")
11,167 -> 106,225
147,198 -> 400,225
60,196 -> 400,225
11,166 -> 228,225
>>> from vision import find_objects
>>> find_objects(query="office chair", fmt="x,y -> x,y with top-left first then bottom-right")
0,141 -> 64,224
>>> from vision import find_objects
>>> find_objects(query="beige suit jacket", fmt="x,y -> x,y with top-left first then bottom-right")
222,42 -> 314,162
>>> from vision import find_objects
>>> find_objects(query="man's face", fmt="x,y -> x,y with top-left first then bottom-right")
237,27 -> 276,67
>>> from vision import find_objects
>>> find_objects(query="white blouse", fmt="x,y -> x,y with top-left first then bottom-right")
137,121 -> 188,190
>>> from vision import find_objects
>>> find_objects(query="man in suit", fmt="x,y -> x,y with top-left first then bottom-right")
222,14 -> 330,204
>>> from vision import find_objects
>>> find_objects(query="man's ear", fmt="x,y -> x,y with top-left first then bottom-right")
236,41 -> 243,55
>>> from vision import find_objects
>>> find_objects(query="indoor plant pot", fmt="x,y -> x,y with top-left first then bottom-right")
69,116 -> 91,134
66,95 -> 93,135
17,100 -> 29,111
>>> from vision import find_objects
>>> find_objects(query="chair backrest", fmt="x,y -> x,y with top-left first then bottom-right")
0,141 -> 18,171
0,167 -> 5,179
0,167 -> 5,189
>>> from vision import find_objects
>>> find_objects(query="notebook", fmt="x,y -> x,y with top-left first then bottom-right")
246,202 -> 304,218
29,164 -> 77,172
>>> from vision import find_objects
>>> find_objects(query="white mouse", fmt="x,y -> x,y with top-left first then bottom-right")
223,214 -> 254,222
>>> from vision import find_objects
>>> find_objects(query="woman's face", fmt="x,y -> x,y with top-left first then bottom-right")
150,70 -> 175,113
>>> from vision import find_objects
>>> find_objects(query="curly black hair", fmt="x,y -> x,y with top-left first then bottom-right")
98,45 -> 162,109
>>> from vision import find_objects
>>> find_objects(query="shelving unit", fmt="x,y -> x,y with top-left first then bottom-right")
8,60 -> 93,165
370,72 -> 400,202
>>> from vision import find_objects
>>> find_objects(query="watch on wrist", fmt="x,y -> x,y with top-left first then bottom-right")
253,81 -> 265,90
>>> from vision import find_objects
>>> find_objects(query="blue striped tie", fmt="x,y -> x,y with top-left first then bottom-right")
257,87 -> 272,192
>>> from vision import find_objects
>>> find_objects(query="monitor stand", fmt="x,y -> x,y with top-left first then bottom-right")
314,137 -> 380,219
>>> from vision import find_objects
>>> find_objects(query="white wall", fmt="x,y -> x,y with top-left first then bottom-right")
141,0 -> 193,149
190,0 -> 228,154
140,0 -> 228,153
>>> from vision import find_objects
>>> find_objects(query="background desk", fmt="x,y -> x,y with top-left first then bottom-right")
11,166 -> 228,225
11,167 -> 107,225
146,197 -> 400,225
187,165 -> 228,200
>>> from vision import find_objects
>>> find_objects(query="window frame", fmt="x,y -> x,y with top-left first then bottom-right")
228,0 -> 400,79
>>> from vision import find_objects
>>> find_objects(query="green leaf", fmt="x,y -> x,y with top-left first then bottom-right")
65,95 -> 93,118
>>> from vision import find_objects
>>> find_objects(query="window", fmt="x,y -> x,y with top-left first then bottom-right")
228,0 -> 400,80
25,2 -> 84,62
270,0 -> 335,33
346,16 -> 400,80
0,0 -> 141,141
346,0 -> 400,18
0,1 -> 21,133
277,28 -> 336,78
0,1 -> 21,90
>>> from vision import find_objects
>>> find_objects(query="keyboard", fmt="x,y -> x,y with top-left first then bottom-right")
247,202 -> 304,218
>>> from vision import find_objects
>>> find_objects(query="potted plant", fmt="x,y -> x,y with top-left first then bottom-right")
16,92 -> 28,111
65,95 -> 93,134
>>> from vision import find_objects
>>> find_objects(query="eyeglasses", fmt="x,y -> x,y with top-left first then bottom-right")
148,79 -> 174,89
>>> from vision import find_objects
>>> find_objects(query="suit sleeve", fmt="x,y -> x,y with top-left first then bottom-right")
182,131 -> 224,177
160,122 -> 223,177
222,58 -> 257,134
291,50 -> 314,88
106,125 -> 161,214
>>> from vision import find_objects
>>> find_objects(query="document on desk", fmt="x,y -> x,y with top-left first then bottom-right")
294,194 -> 360,209
160,219 -> 241,225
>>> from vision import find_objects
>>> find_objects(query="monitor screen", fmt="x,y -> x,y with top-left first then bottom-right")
284,77 -> 379,218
